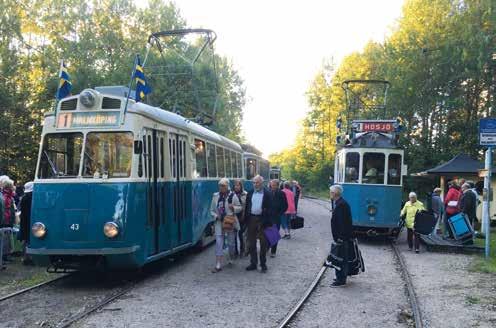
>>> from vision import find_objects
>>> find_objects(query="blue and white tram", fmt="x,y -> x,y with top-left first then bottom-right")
334,120 -> 406,236
29,86 -> 246,270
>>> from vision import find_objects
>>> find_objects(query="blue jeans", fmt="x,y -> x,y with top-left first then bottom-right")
281,214 -> 293,230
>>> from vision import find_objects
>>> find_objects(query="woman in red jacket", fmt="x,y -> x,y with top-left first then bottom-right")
444,182 -> 461,237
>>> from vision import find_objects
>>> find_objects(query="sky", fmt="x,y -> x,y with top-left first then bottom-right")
172,0 -> 406,157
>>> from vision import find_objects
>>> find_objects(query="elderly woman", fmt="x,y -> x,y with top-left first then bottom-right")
210,178 -> 242,272
232,179 -> 248,257
400,192 -> 425,253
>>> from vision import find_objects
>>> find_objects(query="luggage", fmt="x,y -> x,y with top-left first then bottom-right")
413,210 -> 437,235
326,238 -> 365,276
290,215 -> 304,229
448,213 -> 474,243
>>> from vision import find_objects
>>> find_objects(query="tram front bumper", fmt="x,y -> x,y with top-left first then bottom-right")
26,245 -> 140,255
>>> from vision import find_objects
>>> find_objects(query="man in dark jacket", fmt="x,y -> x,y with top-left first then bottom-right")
245,175 -> 272,273
460,182 -> 477,228
268,179 -> 288,257
330,185 -> 353,287
19,181 -> 34,265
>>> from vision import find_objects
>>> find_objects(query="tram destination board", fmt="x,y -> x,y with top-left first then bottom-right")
57,111 -> 121,129
355,121 -> 394,132
479,118 -> 496,146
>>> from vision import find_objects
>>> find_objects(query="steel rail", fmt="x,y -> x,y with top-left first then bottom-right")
0,274 -> 70,303
276,263 -> 328,328
391,242 -> 424,328
55,280 -> 138,328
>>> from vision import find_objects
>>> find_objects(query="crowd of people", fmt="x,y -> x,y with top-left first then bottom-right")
0,175 -> 33,268
209,176 -> 301,273
400,179 -> 480,254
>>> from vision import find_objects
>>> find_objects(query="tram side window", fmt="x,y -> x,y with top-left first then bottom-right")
194,139 -> 207,178
362,153 -> 385,184
225,150 -> 233,178
236,153 -> 242,178
344,152 -> 360,183
169,138 -> 176,178
217,146 -> 225,177
38,133 -> 83,179
246,159 -> 257,180
388,154 -> 401,185
232,152 -> 238,178
206,143 -> 217,177
83,132 -> 133,178
160,137 -> 165,178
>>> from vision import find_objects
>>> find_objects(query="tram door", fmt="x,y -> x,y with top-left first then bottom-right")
143,129 -> 162,256
168,133 -> 189,249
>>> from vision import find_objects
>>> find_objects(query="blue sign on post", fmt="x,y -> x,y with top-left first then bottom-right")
480,118 -> 496,146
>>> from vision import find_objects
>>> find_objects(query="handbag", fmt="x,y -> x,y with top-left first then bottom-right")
222,215 -> 236,231
264,224 -> 281,247
290,215 -> 304,229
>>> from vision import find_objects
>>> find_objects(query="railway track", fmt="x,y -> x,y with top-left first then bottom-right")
277,197 -> 424,328
0,273 -> 71,303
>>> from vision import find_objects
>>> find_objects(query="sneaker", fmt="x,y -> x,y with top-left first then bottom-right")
246,264 -> 257,271
408,248 -> 413,252
331,281 -> 346,288
261,265 -> 268,273
270,253 -> 276,258
415,249 -> 420,254
211,267 -> 222,273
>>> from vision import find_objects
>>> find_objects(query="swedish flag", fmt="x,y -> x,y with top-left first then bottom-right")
56,62 -> 72,100
133,57 -> 151,102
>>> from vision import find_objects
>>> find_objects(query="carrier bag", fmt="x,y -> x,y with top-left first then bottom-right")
326,239 -> 365,275
413,210 -> 437,235
264,224 -> 281,247
290,215 -> 304,229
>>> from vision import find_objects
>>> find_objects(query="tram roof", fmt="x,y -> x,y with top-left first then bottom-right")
129,102 -> 242,152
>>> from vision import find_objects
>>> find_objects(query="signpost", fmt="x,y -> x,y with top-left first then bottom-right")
479,118 -> 496,259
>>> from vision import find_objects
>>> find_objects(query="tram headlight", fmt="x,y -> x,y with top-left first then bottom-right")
367,205 -> 377,216
32,222 -> 47,239
103,222 -> 119,238
79,90 -> 96,108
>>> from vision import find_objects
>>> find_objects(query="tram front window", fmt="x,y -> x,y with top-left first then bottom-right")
388,154 -> 401,185
83,132 -> 133,178
362,153 -> 385,184
345,152 -> 359,183
38,133 -> 83,179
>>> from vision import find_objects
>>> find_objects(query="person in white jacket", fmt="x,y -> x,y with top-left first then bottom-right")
210,178 -> 242,272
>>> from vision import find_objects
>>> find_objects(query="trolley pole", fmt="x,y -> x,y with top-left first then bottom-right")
484,147 -> 492,259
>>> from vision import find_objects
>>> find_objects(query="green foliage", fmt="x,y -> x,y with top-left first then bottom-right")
0,0 -> 246,183
272,0 -> 496,190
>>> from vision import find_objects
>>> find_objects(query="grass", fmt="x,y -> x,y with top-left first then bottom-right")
466,295 -> 481,305
471,227 -> 496,274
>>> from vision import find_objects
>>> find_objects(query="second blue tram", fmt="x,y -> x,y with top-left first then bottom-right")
334,120 -> 406,236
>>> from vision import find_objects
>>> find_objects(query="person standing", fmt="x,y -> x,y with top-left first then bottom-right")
400,192 -> 425,253
209,178 -> 242,273
19,181 -> 34,265
444,181 -> 461,237
329,185 -> 353,287
268,179 -> 288,258
232,179 -> 248,257
292,181 -> 301,213
431,188 -> 444,235
1,178 -> 16,263
245,175 -> 271,273
281,182 -> 296,239
459,182 -> 477,228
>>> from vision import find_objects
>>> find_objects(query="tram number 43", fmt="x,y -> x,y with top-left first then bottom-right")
70,224 -> 80,231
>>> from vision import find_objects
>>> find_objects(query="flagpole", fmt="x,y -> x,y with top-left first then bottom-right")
53,59 -> 64,127
122,54 -> 138,125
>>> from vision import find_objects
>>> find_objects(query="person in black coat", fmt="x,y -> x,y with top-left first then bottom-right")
330,185 -> 353,287
19,181 -> 34,264
268,179 -> 288,257
459,182 -> 477,228
245,175 -> 272,272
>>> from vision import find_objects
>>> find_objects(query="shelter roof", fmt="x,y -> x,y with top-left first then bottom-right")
426,153 -> 484,175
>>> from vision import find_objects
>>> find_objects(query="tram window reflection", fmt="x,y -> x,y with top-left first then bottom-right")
38,133 -> 83,179
388,154 -> 401,185
194,139 -> 207,178
345,152 -> 359,183
83,132 -> 133,178
362,153 -> 385,184
206,143 -> 217,177
217,146 -> 225,177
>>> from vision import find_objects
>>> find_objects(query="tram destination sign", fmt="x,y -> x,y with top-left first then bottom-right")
57,111 -> 121,128
355,121 -> 394,133
479,118 -> 496,146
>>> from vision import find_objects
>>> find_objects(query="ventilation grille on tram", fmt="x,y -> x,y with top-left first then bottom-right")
102,97 -> 122,109
60,98 -> 77,111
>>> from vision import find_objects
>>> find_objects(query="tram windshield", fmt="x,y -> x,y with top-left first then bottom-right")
246,158 -> 256,180
345,152 -> 359,183
83,132 -> 133,178
38,133 -> 83,179
362,153 -> 385,184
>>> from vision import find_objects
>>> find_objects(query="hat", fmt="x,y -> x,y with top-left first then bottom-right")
24,181 -> 34,193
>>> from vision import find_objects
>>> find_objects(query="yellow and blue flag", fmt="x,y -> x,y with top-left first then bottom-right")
56,61 -> 72,100
133,57 -> 151,102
